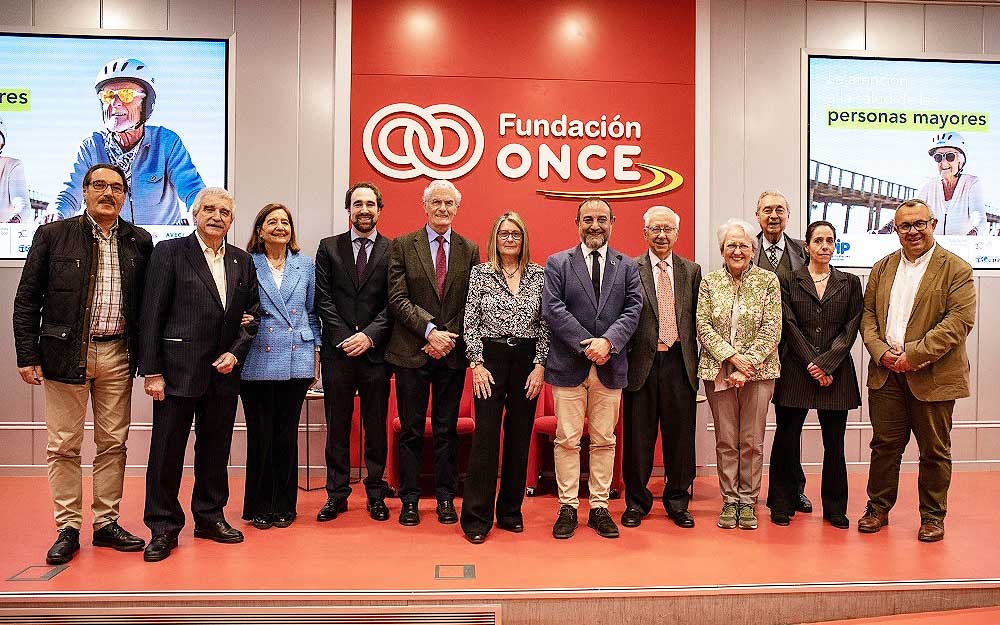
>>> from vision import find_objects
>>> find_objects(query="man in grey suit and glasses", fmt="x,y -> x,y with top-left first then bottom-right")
752,189 -> 812,515
622,205 -> 701,529
542,197 -> 642,540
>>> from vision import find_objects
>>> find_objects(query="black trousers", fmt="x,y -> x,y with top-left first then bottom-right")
622,345 -> 697,515
240,378 -> 311,518
393,360 -> 466,503
766,405 -> 848,516
144,386 -> 239,537
460,341 -> 539,535
323,357 -> 390,500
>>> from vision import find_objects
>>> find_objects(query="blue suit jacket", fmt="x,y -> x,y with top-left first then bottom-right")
542,245 -> 643,389
241,252 -> 321,381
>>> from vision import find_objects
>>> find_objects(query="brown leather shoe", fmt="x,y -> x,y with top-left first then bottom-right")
917,519 -> 944,542
857,505 -> 889,533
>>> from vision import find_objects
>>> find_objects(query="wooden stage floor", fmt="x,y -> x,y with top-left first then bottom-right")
0,471 -> 997,624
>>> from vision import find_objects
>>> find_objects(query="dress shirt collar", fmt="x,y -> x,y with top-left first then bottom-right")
761,233 -> 785,253
648,249 -> 673,269
426,224 -> 452,244
84,210 -> 118,238
580,242 -> 608,259
900,243 -> 936,268
195,230 -> 225,257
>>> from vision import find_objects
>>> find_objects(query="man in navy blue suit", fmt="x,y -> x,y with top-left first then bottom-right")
139,187 -> 260,562
542,197 -> 642,540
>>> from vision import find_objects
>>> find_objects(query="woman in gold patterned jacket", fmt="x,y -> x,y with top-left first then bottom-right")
696,218 -> 782,531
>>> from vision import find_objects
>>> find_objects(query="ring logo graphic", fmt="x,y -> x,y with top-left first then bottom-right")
362,102 -> 684,199
363,103 -> 484,180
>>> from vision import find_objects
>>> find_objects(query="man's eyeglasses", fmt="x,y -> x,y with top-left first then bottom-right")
98,88 -> 146,105
87,180 -> 126,194
932,151 -> 960,163
645,226 -> 677,235
497,231 -> 523,241
895,219 -> 932,234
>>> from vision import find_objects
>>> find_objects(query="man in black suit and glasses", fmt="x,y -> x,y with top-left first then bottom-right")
386,179 -> 479,527
139,187 -> 260,562
622,205 -> 702,529
315,182 -> 394,523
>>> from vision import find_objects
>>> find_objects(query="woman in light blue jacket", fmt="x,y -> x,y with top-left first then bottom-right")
241,203 -> 320,530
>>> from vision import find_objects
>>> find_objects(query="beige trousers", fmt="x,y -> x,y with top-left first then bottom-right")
552,365 -> 622,509
43,339 -> 132,530
705,378 -> 774,506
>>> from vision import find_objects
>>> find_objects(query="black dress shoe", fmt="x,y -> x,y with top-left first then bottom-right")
143,534 -> 177,562
667,509 -> 696,528
399,502 -> 420,526
587,507 -> 620,538
317,498 -> 348,522
824,513 -> 850,529
496,518 -> 524,533
621,507 -> 644,528
436,499 -> 458,524
367,499 -> 390,522
193,520 -> 244,544
770,510 -> 791,526
552,504 -> 578,539
464,532 -> 487,544
795,493 -> 813,513
250,514 -> 273,530
93,521 -> 146,551
271,513 -> 295,528
46,528 -> 80,565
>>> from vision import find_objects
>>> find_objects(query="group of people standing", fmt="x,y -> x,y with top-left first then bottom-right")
12,165 -> 975,566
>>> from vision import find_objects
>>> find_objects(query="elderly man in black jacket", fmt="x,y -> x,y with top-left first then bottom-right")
13,163 -> 153,565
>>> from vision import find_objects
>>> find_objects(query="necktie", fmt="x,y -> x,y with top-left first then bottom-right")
656,260 -> 678,345
590,250 -> 601,300
767,244 -> 780,268
435,235 -> 447,296
355,238 -> 369,281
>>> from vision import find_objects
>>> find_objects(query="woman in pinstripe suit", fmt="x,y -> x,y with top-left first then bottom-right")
766,220 -> 862,529
240,203 -> 321,530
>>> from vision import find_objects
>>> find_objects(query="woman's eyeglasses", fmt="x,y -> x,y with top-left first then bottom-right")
932,152 -> 959,163
98,88 -> 146,105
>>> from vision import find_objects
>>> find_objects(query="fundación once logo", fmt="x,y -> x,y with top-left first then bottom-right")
362,102 -> 683,199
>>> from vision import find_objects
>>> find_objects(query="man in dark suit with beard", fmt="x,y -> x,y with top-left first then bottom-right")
315,182 -> 394,523
385,179 -> 479,526
139,187 -> 260,562
622,205 -> 701,529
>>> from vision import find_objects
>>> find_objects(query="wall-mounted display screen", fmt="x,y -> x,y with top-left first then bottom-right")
0,33 -> 227,259
808,53 -> 1000,268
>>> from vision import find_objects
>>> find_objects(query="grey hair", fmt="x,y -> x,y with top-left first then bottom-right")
192,187 -> 235,215
642,205 -> 681,228
755,190 -> 789,213
896,198 -> 936,220
422,179 -> 462,206
716,218 -> 758,251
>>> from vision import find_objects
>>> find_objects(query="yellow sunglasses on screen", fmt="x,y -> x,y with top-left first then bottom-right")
98,88 -> 146,105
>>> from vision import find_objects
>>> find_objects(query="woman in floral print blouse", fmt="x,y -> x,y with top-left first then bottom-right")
696,218 -> 781,532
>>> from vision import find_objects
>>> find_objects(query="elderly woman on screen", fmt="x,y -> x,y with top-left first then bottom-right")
917,131 -> 984,236
696,218 -> 781,531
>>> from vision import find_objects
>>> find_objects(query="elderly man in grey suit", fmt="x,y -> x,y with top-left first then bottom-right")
752,189 -> 812,514
542,197 -> 642,539
622,205 -> 701,529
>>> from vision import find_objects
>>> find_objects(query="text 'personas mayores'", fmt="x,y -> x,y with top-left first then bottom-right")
0,89 -> 30,111
826,108 -> 988,132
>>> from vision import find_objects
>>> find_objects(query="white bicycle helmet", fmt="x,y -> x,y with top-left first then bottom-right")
927,132 -> 966,158
95,58 -> 157,122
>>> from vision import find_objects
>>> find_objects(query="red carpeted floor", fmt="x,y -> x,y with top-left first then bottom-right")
0,471 -> 997,596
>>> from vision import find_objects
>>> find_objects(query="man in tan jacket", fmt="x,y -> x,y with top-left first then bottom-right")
859,199 -> 975,542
